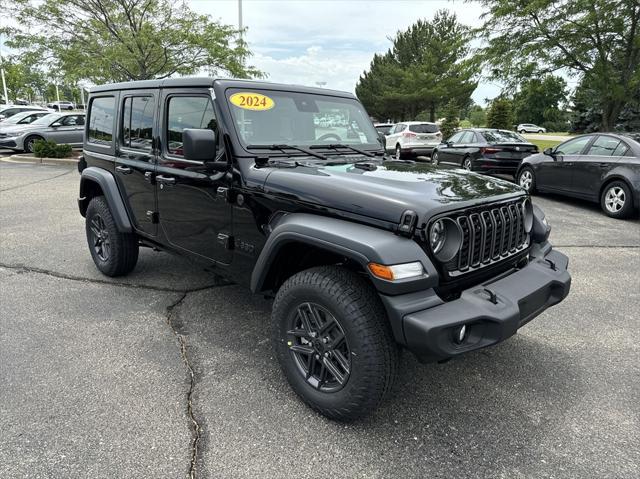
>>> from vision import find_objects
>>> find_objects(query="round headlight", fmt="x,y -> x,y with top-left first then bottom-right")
429,218 -> 462,262
523,198 -> 533,233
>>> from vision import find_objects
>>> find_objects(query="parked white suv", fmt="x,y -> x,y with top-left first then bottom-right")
385,121 -> 442,159
517,123 -> 546,133
46,101 -> 75,111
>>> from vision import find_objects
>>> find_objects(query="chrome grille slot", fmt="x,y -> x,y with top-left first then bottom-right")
434,198 -> 530,277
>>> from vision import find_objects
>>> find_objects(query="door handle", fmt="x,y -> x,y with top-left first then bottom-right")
116,165 -> 133,175
156,175 -> 176,185
599,163 -> 609,168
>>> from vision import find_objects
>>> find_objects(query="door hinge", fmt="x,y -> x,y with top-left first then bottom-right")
146,211 -> 159,224
217,233 -> 234,249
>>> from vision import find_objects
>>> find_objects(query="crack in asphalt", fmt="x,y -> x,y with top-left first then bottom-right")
0,168 -> 75,192
0,263 -> 228,293
166,293 -> 202,479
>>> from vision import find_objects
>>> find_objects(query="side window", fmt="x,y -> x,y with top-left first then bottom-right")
88,97 -> 115,146
166,96 -> 216,158
448,132 -> 462,143
555,136 -> 593,155
61,115 -> 83,126
611,141 -> 630,157
122,96 -> 154,151
586,136 -> 621,156
460,131 -> 474,143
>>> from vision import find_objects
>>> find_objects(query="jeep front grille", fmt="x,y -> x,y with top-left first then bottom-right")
440,198 -> 530,276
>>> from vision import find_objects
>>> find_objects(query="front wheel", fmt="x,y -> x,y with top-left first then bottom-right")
85,196 -> 139,276
24,135 -> 43,153
538,130 -> 544,133
601,181 -> 634,219
272,266 -> 399,421
518,166 -> 536,193
463,157 -> 472,170
431,150 -> 439,165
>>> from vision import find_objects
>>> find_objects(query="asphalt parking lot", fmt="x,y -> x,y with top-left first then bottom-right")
1,157 -> 638,478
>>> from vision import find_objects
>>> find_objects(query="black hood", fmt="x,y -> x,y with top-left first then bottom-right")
262,159 -> 525,224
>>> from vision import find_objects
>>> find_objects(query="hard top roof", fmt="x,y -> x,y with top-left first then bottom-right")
90,77 -> 356,99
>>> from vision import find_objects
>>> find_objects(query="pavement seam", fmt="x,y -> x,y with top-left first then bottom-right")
0,263 -> 229,293
0,168 -> 75,192
555,244 -> 640,248
166,293 -> 202,479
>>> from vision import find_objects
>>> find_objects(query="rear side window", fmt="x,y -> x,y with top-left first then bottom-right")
587,136 -> 623,156
409,123 -> 439,133
612,142 -> 630,157
122,96 -> 154,151
166,96 -> 216,158
88,97 -> 115,145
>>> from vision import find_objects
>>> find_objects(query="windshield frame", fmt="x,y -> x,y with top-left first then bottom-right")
223,87 -> 381,156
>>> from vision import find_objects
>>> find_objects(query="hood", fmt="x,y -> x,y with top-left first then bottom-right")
263,159 -> 525,224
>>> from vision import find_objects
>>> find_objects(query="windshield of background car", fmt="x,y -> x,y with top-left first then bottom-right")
31,113 -> 61,126
409,123 -> 439,133
483,130 -> 526,143
226,89 -> 380,149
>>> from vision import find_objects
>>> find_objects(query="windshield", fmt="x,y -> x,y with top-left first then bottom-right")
226,89 -> 380,150
409,123 -> 439,133
3,112 -> 38,124
31,113 -> 62,126
482,130 -> 526,143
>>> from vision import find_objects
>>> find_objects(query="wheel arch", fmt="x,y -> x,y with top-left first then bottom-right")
599,175 -> 635,207
251,213 -> 438,296
23,134 -> 44,152
79,167 -> 132,232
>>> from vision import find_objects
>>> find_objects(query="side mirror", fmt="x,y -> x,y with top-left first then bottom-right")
183,128 -> 218,163
446,141 -> 453,147
543,147 -> 554,156
51,122 -> 62,127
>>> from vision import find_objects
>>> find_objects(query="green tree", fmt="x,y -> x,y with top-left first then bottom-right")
9,0 -> 262,84
439,101 -> 461,139
477,0 -> 640,132
513,76 -> 568,126
486,98 -> 514,130
356,10 -> 478,122
468,105 -> 486,127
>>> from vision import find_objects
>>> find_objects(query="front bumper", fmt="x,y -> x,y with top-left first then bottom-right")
380,244 -> 571,363
0,139 -> 18,149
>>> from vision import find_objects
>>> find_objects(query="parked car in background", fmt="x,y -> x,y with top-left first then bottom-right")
0,111 -> 85,152
0,110 -> 50,129
432,128 -> 538,175
385,121 -> 441,159
374,123 -> 394,136
517,133 -> 640,219
14,99 -> 30,106
47,101 -> 75,111
0,105 -> 48,122
517,123 -> 546,133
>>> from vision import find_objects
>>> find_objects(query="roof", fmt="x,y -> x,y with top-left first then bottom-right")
398,121 -> 437,125
90,77 -> 356,99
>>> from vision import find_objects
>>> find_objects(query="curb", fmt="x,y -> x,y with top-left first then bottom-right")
6,154 -> 79,166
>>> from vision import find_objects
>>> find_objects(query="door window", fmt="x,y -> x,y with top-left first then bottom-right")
447,132 -> 462,143
555,136 -> 593,155
61,115 -> 84,126
166,96 -> 216,158
460,131 -> 475,143
585,136 -> 624,156
88,97 -> 115,145
122,96 -> 154,151
611,141 -> 630,157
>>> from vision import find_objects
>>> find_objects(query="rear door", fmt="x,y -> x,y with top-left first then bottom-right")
537,135 -> 594,192
572,135 -> 628,199
115,91 -> 158,236
438,131 -> 463,163
156,89 -> 233,264
385,123 -> 404,151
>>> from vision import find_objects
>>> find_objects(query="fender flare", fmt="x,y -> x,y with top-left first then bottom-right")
79,167 -> 132,233
250,213 -> 439,296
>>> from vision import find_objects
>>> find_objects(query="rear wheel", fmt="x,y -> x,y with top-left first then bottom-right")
538,129 -> 544,133
272,266 -> 399,421
85,196 -> 139,276
518,166 -> 536,193
600,181 -> 634,219
395,145 -> 403,161
519,129 -> 526,134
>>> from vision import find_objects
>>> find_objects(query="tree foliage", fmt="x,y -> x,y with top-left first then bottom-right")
9,0 -> 263,84
356,10 -> 478,122
486,98 -> 514,130
468,105 -> 486,127
512,75 -> 567,126
477,0 -> 640,131
439,101 -> 461,140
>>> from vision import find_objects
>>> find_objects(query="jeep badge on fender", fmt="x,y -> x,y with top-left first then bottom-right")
78,78 -> 571,421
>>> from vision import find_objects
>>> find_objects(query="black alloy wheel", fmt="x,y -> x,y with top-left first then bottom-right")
89,214 -> 111,262
287,302 -> 351,392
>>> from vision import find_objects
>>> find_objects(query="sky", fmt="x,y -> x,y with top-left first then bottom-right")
190,0 -> 503,106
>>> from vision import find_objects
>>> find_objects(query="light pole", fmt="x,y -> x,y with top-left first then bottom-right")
0,29 -> 9,105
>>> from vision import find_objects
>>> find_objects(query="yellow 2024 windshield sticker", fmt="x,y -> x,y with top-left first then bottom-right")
229,92 -> 275,111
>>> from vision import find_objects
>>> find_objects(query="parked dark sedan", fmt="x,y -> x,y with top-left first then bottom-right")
516,133 -> 640,219
431,128 -> 538,175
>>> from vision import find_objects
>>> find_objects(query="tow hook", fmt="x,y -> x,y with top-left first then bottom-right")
483,288 -> 498,304
545,258 -> 557,271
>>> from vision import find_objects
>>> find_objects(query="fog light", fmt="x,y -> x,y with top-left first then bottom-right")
454,325 -> 467,344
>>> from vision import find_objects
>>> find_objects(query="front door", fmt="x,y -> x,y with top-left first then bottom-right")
115,92 -> 158,236
156,90 -> 233,264
571,135 -> 625,200
537,135 -> 594,192
48,114 -> 85,146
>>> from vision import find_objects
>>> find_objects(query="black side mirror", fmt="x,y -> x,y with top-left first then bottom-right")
446,141 -> 452,147
543,147 -> 554,156
183,128 -> 218,163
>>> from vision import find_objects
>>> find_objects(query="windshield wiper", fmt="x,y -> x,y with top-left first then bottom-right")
246,144 -> 328,160
310,143 -> 376,158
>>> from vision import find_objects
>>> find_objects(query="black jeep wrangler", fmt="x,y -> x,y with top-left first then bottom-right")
78,78 -> 571,421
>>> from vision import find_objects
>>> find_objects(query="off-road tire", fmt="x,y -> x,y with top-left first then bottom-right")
24,135 -> 43,153
85,196 -> 139,276
600,181 -> 634,219
272,266 -> 399,421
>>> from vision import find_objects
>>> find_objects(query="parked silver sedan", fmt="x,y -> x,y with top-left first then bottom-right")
0,112 -> 85,152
